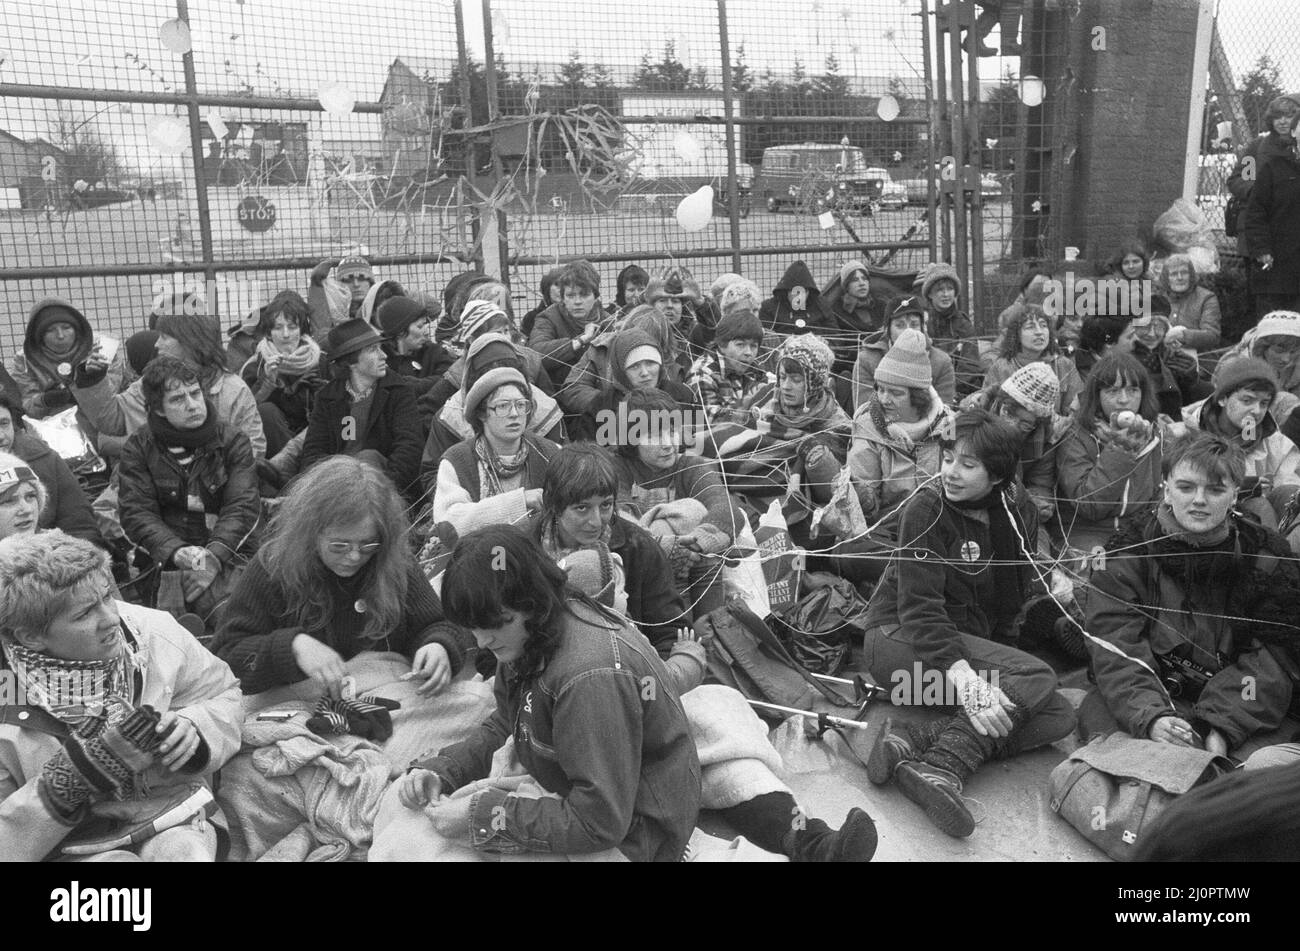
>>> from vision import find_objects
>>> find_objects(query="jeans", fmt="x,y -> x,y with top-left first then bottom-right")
862,624 -> 1076,755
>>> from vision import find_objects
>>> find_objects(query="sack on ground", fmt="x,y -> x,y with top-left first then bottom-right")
769,572 -> 870,675
1048,733 -> 1231,861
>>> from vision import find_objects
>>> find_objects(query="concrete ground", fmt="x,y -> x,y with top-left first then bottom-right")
703,647 -> 1110,862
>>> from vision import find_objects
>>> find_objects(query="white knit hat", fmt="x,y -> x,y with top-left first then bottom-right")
1255,310 -> 1300,341
623,344 -> 662,370
1001,362 -> 1060,418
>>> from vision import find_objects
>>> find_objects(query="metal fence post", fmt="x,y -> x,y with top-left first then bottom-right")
176,0 -> 215,291
481,0 -> 510,285
717,0 -> 742,275
454,0 -> 485,275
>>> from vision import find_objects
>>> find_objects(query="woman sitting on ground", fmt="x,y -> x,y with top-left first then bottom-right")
0,393 -> 103,547
212,456 -> 470,699
533,443 -> 689,661
300,319 -> 424,503
73,312 -> 266,459
834,329 -> 954,587
975,305 -> 1082,416
1081,434 -> 1299,761
965,362 -> 1065,527
240,290 -> 325,457
0,530 -> 241,862
611,388 -> 742,621
431,360 -> 559,535
860,410 -> 1077,838
1157,252 -> 1222,352
392,524 -> 701,862
1055,352 -> 1164,555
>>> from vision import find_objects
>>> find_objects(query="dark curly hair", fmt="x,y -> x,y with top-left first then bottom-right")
140,356 -> 202,414
258,289 -> 312,339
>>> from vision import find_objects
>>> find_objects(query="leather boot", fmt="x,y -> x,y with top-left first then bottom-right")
783,808 -> 878,862
895,695 -> 1032,838
865,715 -> 947,785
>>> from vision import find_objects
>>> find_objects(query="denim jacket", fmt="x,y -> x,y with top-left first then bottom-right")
418,601 -> 700,861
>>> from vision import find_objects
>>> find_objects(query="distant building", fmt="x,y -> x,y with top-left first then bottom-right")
0,129 -> 67,209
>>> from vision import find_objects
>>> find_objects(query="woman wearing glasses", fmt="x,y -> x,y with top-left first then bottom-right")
431,360 -> 558,534
213,455 -> 470,699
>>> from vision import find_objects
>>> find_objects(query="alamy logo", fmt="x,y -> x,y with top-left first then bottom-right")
150,275 -> 266,319
1041,274 -> 1152,317
50,882 -> 151,931
890,663 -> 1001,707
593,405 -> 712,454
0,669 -> 110,708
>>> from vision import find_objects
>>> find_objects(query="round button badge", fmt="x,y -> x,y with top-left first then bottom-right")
57,362 -> 72,376
959,540 -> 981,562
354,599 -> 367,614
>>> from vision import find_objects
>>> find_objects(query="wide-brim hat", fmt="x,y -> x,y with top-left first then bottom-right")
327,318 -> 384,362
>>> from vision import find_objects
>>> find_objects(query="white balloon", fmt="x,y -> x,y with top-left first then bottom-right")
159,18 -> 192,54
1019,76 -> 1045,107
673,131 -> 703,164
146,115 -> 190,155
675,186 -> 713,232
319,82 -> 356,116
876,95 -> 900,122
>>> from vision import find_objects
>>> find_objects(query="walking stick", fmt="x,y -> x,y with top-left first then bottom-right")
745,699 -> 873,731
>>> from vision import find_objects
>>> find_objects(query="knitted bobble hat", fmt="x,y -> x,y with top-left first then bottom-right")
777,333 -> 834,398
559,545 -> 625,608
1001,361 -> 1060,418
1255,310 -> 1300,342
874,328 -> 933,389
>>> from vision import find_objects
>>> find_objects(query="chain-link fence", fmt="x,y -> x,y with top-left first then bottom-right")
1197,2 -> 1300,237
0,0 -> 942,355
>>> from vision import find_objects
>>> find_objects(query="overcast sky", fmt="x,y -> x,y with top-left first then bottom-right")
0,0 -> 1292,177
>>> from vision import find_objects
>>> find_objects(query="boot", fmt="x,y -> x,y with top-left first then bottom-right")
865,715 -> 947,785
896,694 -> 1031,838
783,808 -> 878,862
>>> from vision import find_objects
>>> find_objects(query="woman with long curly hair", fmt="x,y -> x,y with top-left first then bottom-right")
392,523 -> 700,862
976,304 -> 1082,416
212,455 -> 470,698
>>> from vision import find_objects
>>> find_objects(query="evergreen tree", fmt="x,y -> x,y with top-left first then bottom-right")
556,48 -> 588,89
731,43 -> 754,93
1240,54 -> 1285,135
816,53 -> 850,100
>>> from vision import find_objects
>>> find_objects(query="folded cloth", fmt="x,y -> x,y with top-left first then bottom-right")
306,695 -> 401,742
681,684 -> 789,810
641,498 -> 709,537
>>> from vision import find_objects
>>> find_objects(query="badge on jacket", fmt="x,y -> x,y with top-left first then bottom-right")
959,540 -> 981,562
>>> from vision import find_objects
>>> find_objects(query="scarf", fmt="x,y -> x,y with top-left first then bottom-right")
771,389 -> 843,434
1150,502 -> 1238,620
867,391 -> 944,453
539,514 -> 612,562
948,485 -> 1025,620
256,335 -> 322,378
474,435 -> 530,498
146,400 -> 220,449
2,634 -> 139,723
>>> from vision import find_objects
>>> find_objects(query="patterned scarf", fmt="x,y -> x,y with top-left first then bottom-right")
2,632 -> 139,724
539,513 -> 612,562
474,435 -> 530,498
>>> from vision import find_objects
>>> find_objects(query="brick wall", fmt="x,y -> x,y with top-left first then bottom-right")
1054,0 -> 1203,260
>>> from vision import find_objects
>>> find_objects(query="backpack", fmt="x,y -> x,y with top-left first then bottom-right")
697,599 -> 855,717
1048,734 -> 1231,861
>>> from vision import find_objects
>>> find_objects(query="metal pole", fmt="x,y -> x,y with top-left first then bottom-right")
717,0 -> 743,274
920,0 -> 938,261
947,1 -> 969,307
746,700 -> 873,730
933,1 -> 950,263
453,0 -> 484,274
481,0 -> 510,284
965,0 -> 986,328
176,0 -> 214,289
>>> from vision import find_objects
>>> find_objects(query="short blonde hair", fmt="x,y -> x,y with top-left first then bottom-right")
0,530 -> 110,642
0,449 -> 47,524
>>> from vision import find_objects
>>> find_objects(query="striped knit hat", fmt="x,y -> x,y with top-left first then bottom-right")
874,328 -> 932,389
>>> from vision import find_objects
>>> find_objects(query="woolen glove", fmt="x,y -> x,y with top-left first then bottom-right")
42,386 -> 77,410
72,360 -> 108,388
39,705 -> 166,822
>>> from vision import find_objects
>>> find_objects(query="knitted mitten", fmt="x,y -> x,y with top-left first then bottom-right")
39,706 -> 166,822
307,695 -> 401,742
